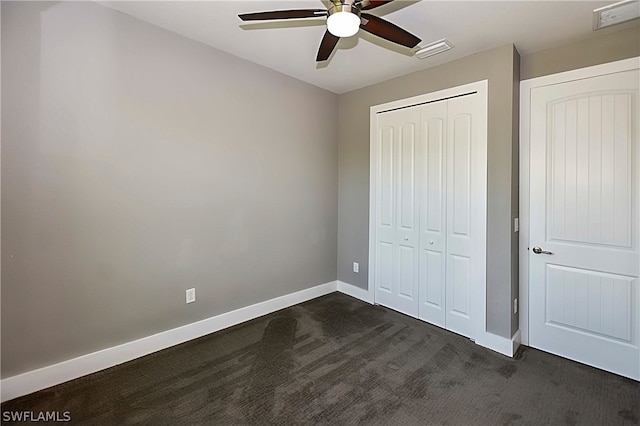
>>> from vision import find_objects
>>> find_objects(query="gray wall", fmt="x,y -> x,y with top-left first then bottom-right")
337,45 -> 520,338
1,1 -> 338,378
521,26 -> 640,80
510,46 -> 520,334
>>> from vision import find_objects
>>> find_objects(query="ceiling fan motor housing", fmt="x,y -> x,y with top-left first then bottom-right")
328,0 -> 362,17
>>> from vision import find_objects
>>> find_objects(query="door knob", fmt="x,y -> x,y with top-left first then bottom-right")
532,246 -> 553,255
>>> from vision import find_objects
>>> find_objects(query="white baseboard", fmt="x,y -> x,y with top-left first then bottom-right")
337,281 -> 374,304
511,329 -> 521,355
476,329 -> 521,357
0,280 -> 338,403
336,280 -> 522,358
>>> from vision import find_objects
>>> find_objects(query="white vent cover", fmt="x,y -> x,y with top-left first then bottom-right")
415,39 -> 454,59
593,0 -> 640,30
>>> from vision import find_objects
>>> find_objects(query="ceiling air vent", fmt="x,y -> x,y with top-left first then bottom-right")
414,39 -> 454,59
593,0 -> 640,30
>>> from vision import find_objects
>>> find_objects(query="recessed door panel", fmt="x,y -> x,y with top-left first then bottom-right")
546,265 -> 633,342
425,119 -> 444,233
451,114 -> 471,237
379,126 -> 394,229
450,255 -> 470,316
400,124 -> 416,231
377,241 -> 393,293
399,245 -> 416,299
548,93 -> 633,248
423,250 -> 443,307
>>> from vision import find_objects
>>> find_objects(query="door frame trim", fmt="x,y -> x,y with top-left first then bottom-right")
368,79 -> 488,344
518,56 -> 640,346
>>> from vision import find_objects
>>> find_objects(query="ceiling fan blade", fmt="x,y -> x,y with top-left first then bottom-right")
360,13 -> 420,48
361,0 -> 395,11
316,30 -> 340,62
239,9 -> 326,21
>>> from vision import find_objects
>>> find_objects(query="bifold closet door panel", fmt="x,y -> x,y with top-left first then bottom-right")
374,106 -> 421,317
444,94 -> 480,339
418,101 -> 448,327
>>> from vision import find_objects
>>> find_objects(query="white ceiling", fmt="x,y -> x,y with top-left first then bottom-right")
99,1 -> 639,93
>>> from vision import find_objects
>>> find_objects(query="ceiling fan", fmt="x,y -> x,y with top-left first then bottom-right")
238,0 -> 421,62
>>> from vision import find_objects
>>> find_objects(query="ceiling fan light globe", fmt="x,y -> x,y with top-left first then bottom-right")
327,11 -> 360,37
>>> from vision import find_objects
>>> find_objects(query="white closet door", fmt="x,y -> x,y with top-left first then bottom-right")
371,82 -> 487,341
444,94 -> 481,339
374,106 -> 421,317
418,101 -> 448,327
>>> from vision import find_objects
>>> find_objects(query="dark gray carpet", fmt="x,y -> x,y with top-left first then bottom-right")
2,292 -> 639,425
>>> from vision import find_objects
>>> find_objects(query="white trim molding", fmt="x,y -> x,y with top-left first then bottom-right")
1,281 -> 338,403
338,278 -> 523,358
519,56 -> 640,346
337,280 -> 374,304
476,330 -> 521,358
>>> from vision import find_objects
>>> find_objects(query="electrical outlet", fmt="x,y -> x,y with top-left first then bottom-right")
353,262 -> 359,273
186,288 -> 196,304
514,297 -> 518,314
514,218 -> 519,233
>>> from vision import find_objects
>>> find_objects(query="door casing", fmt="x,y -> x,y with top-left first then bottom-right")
519,57 -> 640,349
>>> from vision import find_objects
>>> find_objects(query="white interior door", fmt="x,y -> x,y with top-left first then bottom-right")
529,69 -> 640,380
374,106 -> 420,317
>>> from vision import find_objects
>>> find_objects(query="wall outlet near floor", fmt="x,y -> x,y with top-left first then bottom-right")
186,288 -> 196,304
514,297 -> 518,314
353,262 -> 359,273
